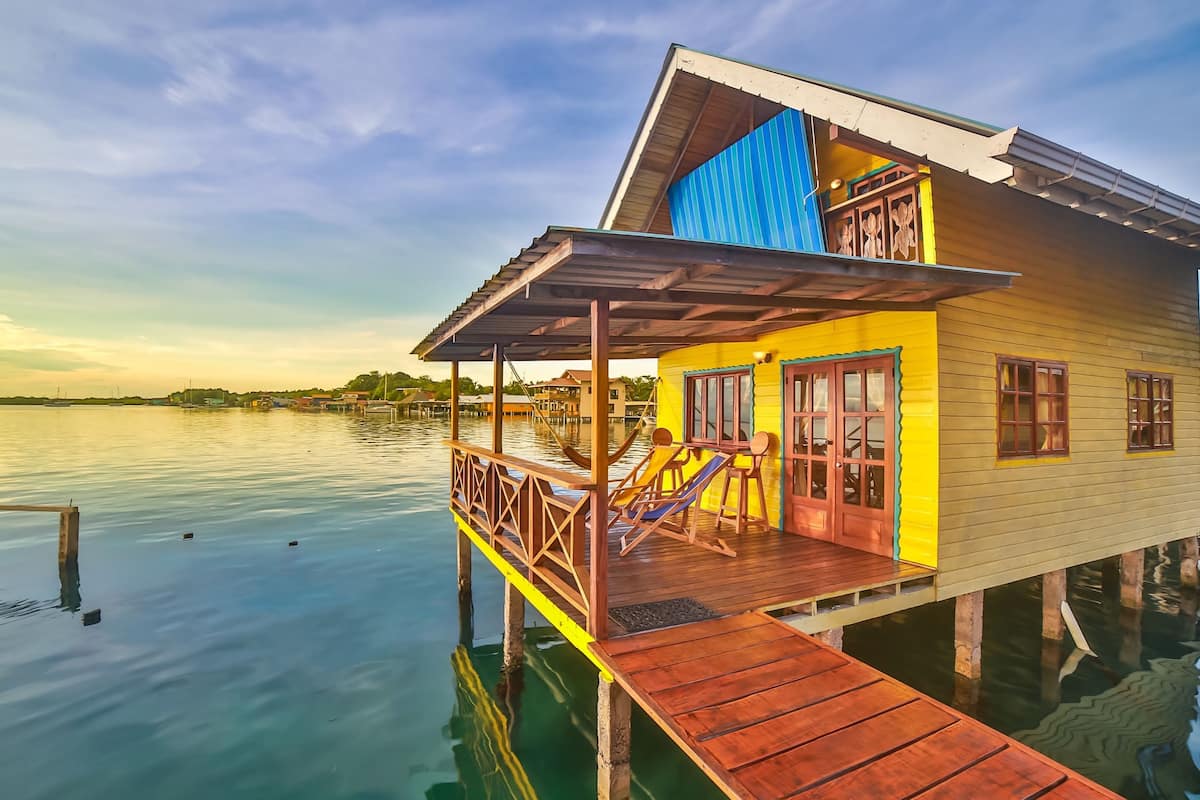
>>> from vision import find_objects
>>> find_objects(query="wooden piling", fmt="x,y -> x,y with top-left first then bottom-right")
597,676 -> 631,800
588,299 -> 610,639
456,528 -> 472,595
449,360 -> 460,441
58,508 -> 79,563
1042,569 -> 1066,641
1120,548 -> 1144,609
1181,536 -> 1199,589
814,626 -> 843,650
954,590 -> 984,681
502,580 -> 525,671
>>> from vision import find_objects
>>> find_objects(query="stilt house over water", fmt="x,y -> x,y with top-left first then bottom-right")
414,45 -> 1196,800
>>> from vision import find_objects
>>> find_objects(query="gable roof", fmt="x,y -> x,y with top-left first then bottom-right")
602,45 -> 1199,249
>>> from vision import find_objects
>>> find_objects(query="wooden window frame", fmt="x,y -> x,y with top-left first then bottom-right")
1126,370 -> 1173,451
996,356 -> 1070,458
685,368 -> 753,450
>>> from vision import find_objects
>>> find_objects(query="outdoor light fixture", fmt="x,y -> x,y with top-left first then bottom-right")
753,350 -> 775,365
829,178 -> 844,191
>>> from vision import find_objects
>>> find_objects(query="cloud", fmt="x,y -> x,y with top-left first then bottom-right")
0,349 -> 110,372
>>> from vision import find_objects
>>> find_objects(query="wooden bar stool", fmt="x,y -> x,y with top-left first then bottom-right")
716,431 -> 771,535
653,428 -> 692,497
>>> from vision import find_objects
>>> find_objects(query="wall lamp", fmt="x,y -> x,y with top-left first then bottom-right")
753,350 -> 775,365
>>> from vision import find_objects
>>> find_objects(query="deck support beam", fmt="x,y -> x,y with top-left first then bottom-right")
814,626 -> 843,650
954,590 -> 984,681
502,580 -> 525,672
1042,569 -> 1066,641
491,346 -> 504,453
597,676 -> 631,800
588,299 -> 610,639
449,361 -> 460,440
1120,548 -> 1144,609
1181,536 -> 1199,589
58,508 -> 79,563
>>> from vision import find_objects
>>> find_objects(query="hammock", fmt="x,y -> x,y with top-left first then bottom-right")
505,357 -> 658,471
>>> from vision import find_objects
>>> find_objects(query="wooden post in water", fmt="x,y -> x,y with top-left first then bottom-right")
954,590 -> 983,681
588,299 -> 609,640
449,361 -> 460,441
1120,548 -> 1144,609
1181,536 -> 1199,589
502,579 -> 525,671
1042,569 -> 1066,641
597,675 -> 631,800
58,507 -> 79,563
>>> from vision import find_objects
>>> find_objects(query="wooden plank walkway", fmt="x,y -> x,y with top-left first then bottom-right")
592,612 -> 1121,800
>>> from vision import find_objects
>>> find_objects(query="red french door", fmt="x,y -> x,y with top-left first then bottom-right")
784,355 -> 896,557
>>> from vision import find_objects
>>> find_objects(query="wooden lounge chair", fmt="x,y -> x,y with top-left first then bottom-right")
608,429 -> 683,509
615,452 -> 736,558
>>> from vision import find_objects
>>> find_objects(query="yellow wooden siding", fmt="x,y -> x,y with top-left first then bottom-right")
657,311 -> 940,567
932,167 -> 1200,599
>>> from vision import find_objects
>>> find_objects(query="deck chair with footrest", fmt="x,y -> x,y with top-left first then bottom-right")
614,452 -> 736,558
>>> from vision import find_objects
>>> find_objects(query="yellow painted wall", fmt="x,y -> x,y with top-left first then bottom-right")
932,167 -> 1200,599
657,311 -> 940,567
812,122 -> 894,206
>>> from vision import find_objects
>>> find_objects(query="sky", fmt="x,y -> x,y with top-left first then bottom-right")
2,1 -> 1199,396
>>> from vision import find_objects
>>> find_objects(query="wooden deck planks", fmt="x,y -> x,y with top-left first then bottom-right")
591,612 -> 1122,800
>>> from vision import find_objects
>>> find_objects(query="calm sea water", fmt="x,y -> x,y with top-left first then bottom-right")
0,407 -> 1195,799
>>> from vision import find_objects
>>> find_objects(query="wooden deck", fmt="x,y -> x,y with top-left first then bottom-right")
490,507 -> 935,636
592,612 -> 1121,800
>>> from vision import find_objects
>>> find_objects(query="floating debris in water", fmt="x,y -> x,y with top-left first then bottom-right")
82,609 -> 101,626
288,540 -> 299,547
182,532 -> 194,540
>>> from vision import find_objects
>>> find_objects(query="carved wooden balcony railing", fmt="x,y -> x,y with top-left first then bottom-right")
449,440 -> 597,619
824,169 -> 925,263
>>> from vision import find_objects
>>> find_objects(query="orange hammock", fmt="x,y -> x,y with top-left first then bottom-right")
505,357 -> 657,471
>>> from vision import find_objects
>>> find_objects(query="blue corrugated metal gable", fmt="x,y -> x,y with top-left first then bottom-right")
667,109 -> 824,251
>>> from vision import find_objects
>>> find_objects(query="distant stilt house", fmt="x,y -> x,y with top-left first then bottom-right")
411,45 -> 1193,800
530,370 -> 630,420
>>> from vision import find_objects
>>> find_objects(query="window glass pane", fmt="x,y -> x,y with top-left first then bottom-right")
1129,424 -> 1145,449
705,377 -> 717,439
1017,396 -> 1032,422
1017,364 -> 1033,392
1000,363 -> 1015,391
811,418 -> 828,456
866,417 -> 885,459
791,459 -> 807,498
1163,379 -> 1172,399
1127,375 -> 1139,397
721,376 -> 734,441
999,425 -> 1017,454
794,417 -> 808,453
812,374 -> 828,412
844,417 -> 862,458
1049,368 -> 1065,394
1043,424 -> 1066,452
1015,425 -> 1033,453
1137,399 -> 1150,423
844,371 -> 862,412
843,463 -> 861,505
794,375 -> 806,412
739,377 -> 752,441
866,465 -> 885,509
691,380 -> 702,439
1000,395 -> 1016,421
1036,366 -> 1049,393
866,368 -> 886,412
1159,422 -> 1172,446
811,461 -> 827,500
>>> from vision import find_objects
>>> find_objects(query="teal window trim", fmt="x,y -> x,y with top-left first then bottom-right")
776,347 -> 903,560
681,364 -> 756,449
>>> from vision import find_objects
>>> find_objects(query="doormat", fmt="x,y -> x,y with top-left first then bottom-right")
609,598 -> 719,634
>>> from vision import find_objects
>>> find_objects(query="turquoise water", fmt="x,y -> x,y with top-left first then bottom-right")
0,407 -> 1195,799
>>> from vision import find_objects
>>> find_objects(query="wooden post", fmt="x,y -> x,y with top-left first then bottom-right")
1118,606 -> 1142,670
492,345 -> 504,453
588,299 -> 610,639
1039,636 -> 1061,709
1181,536 -> 1199,589
456,529 -> 472,595
58,507 -> 79,563
449,360 -> 460,441
1042,569 -> 1066,641
954,590 -> 983,681
1120,548 -> 1144,609
815,626 -> 843,650
502,580 -> 525,676
597,675 -> 631,800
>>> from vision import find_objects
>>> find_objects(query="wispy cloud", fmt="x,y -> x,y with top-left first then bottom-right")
0,0 -> 1196,395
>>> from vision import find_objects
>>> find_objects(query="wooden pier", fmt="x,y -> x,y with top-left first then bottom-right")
593,612 -> 1119,800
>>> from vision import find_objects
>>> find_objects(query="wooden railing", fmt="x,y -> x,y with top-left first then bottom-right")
824,171 -> 925,262
448,441 -> 598,621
